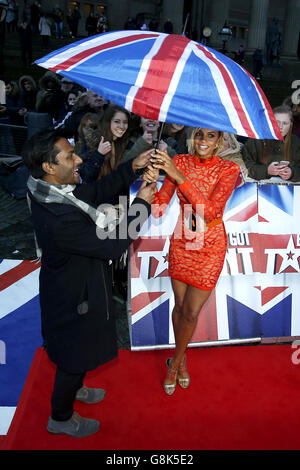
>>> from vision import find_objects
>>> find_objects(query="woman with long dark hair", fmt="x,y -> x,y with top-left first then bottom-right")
96,105 -> 131,179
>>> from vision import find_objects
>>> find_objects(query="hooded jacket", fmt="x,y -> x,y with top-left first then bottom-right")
35,71 -> 64,119
18,75 -> 37,111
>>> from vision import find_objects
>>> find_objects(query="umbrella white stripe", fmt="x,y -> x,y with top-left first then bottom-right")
246,73 -> 278,139
158,43 -> 193,122
192,45 -> 259,138
197,44 -> 260,138
192,45 -> 244,135
125,34 -> 167,112
220,67 -> 260,139
62,37 -> 159,73
38,31 -> 160,71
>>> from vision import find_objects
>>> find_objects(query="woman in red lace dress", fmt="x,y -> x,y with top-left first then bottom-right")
144,127 -> 240,395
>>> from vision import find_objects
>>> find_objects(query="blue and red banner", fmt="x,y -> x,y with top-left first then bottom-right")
0,259 -> 42,434
129,181 -> 300,348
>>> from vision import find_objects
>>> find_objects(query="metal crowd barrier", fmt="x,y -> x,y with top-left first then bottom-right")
0,122 -> 28,164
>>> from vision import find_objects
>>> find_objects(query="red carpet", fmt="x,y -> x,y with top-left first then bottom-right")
2,344 -> 300,450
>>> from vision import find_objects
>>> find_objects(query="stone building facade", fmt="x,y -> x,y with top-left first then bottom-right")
31,0 -> 300,58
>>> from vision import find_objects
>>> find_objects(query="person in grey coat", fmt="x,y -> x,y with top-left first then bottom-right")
22,129 -> 156,438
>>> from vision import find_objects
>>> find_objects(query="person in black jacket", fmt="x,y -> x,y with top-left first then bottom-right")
61,89 -> 106,142
22,129 -> 156,438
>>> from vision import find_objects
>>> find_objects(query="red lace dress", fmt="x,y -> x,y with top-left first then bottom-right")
152,154 -> 240,290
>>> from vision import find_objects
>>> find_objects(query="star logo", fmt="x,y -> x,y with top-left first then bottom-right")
153,237 -> 170,277
277,236 -> 300,273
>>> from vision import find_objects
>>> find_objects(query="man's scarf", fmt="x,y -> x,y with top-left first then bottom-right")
27,175 -> 120,258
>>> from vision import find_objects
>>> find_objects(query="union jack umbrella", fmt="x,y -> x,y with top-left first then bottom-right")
35,30 -> 282,140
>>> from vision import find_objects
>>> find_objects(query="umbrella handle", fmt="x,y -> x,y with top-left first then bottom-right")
145,122 -> 165,186
153,122 -> 165,153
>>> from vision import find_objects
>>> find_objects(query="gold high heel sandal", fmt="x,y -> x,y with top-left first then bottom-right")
177,354 -> 190,389
164,358 -> 178,396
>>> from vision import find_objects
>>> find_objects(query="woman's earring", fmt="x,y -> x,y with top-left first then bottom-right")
215,137 -> 224,153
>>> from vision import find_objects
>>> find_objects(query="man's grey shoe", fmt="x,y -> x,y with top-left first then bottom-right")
47,412 -> 100,438
75,386 -> 106,404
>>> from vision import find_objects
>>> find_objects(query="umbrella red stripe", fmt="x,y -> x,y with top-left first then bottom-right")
242,68 -> 283,140
196,44 -> 257,138
50,33 -> 159,72
131,35 -> 189,119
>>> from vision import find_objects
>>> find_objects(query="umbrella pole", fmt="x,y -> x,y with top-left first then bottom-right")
154,122 -> 165,153
182,13 -> 190,36
145,122 -> 165,186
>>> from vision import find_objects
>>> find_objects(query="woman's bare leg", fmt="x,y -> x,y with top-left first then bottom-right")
163,279 -> 188,394
164,279 -> 211,393
171,278 -> 188,346
172,285 -> 212,369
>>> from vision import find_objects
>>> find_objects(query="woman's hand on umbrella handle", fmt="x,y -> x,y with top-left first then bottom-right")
132,148 -> 155,172
151,149 -> 186,185
98,136 -> 111,155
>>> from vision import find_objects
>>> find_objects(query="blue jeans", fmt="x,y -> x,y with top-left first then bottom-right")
55,21 -> 63,38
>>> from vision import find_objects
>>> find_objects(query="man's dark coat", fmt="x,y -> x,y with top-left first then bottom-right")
29,161 -> 150,373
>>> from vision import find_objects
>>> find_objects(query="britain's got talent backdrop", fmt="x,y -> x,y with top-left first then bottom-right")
129,179 -> 300,350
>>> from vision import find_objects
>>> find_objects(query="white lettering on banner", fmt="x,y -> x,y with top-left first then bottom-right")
135,233 -> 300,278
222,247 -> 254,275
265,235 -> 300,274
223,248 -> 239,275
237,247 -> 254,274
222,233 -> 300,276
137,237 -> 170,279
264,249 -> 277,275
228,231 -> 250,246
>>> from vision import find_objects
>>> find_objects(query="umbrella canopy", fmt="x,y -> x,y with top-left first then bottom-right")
35,30 -> 282,140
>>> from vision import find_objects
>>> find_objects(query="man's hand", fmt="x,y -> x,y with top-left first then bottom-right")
132,148 -> 155,172
143,164 -> 159,183
136,180 -> 157,204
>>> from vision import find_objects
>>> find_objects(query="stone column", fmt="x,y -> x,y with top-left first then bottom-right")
281,0 -> 300,57
247,0 -> 269,51
207,0 -> 230,48
162,0 -> 184,35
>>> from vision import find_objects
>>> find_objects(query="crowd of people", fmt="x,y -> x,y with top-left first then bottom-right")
18,86 -> 300,436
1,24 -> 300,436
4,1 -> 109,38
1,69 -> 300,183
